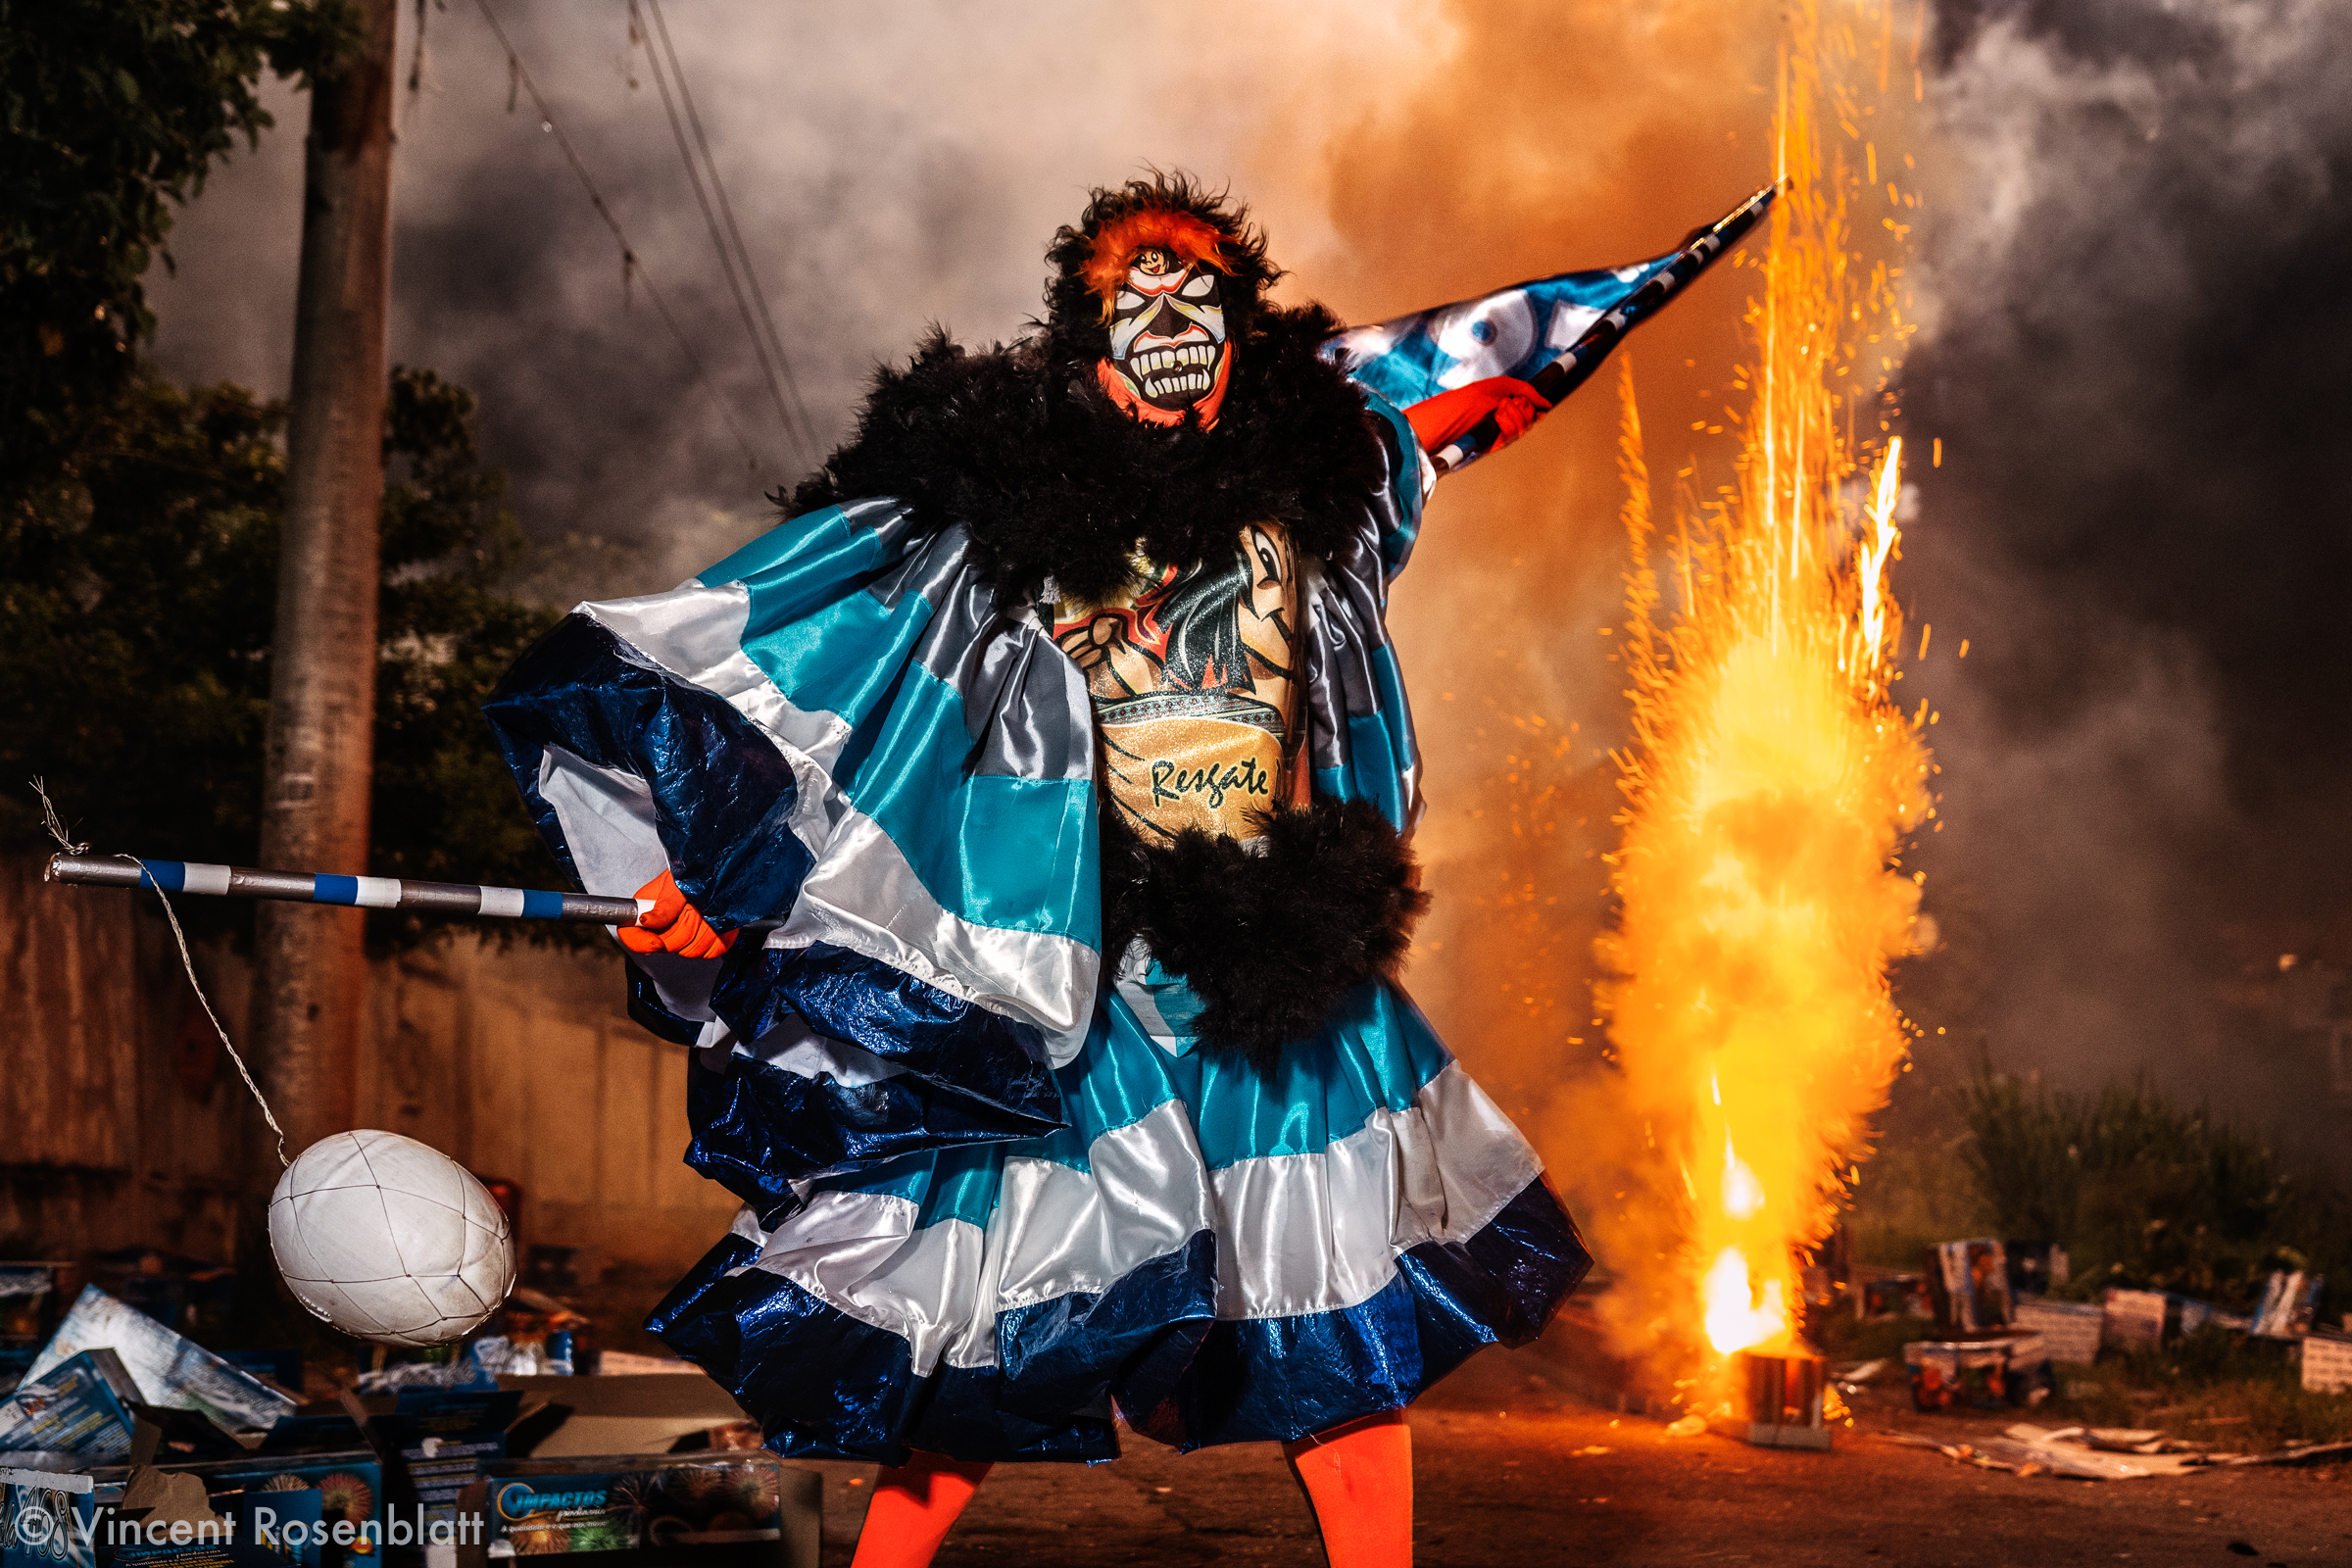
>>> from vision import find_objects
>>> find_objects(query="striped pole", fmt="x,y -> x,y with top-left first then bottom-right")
44,854 -> 654,926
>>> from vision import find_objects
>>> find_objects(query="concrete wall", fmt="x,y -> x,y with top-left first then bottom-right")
0,855 -> 740,1279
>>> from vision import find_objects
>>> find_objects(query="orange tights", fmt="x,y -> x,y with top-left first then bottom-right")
847,1449 -> 994,1568
849,1410 -> 1411,1568
1282,1409 -> 1413,1568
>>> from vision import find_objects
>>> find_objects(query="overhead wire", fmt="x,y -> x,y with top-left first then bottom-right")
628,0 -> 817,466
641,0 -> 819,452
468,0 -> 768,474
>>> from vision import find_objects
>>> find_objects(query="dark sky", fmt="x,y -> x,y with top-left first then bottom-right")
1893,0 -> 2352,1167
142,0 -> 2352,1166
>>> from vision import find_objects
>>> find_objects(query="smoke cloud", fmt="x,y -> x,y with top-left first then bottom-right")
1897,0 -> 2352,1176
149,0 -> 1460,587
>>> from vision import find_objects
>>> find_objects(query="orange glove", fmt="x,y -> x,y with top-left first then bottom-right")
615,869 -> 737,958
1402,374 -> 1550,460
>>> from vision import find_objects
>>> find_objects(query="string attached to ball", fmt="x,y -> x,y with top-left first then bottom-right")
31,778 -> 514,1345
34,776 -> 288,1166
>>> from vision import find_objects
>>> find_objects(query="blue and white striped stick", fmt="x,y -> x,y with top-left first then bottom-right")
44,853 -> 655,926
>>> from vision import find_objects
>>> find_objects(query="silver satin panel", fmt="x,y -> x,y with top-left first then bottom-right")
698,1009 -> 908,1088
537,743 -> 665,896
537,744 -> 724,1024
871,523 -> 1094,783
1206,1063 -> 1538,1318
724,1060 -> 1540,1372
990,1100 -> 1216,1313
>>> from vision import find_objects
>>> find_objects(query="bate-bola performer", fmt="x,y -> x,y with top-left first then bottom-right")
483,173 -> 1765,1568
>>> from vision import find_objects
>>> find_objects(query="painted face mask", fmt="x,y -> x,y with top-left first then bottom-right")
1099,245 -> 1231,428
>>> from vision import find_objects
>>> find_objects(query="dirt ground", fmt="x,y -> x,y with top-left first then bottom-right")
791,1338 -> 2352,1566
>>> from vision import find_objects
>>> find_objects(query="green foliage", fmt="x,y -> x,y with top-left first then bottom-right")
0,0 -> 360,487
1,374 -> 283,872
2047,1331 -> 2352,1452
368,368 -> 570,949
1957,1053 -> 2346,1315
0,366 -> 565,951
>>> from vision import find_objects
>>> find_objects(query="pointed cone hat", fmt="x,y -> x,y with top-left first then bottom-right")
1324,182 -> 1777,475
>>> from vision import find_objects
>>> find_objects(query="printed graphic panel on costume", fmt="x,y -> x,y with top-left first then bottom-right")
1053,524 -> 1304,841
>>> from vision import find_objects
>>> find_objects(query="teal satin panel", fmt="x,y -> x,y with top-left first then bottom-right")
714,510 -> 1101,949
1359,389 -> 1427,578
835,661 -> 1099,943
1183,982 -> 1452,1169
808,978 -> 1455,1227
809,1142 -> 1006,1231
707,505 -> 891,625
745,583 -> 930,736
1309,655 -> 1416,834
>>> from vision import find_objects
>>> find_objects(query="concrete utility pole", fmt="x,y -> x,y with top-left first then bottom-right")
251,0 -> 399,1165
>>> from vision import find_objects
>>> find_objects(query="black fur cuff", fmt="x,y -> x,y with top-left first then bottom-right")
1102,799 -> 1431,1071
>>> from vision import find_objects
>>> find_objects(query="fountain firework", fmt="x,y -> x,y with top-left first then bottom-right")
1596,0 -> 1934,1408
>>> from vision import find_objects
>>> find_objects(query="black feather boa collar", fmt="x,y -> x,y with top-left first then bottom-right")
787,304 -> 1387,607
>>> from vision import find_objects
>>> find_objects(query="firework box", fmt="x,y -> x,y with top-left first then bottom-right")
1856,1273 -> 1933,1321
490,1377 -> 747,1461
0,1352 -> 144,1465
2010,1298 -> 2104,1365
2173,1296 -> 2252,1338
358,1390 -> 522,1557
1929,1240 -> 2012,1333
2002,1242 -> 2069,1298
87,1449 -> 382,1568
24,1293 -> 293,1437
1901,1339 -> 2015,1412
2250,1271 -> 2324,1340
1996,1331 -> 2054,1407
1736,1351 -> 1832,1450
2,1462 -> 98,1568
2302,1333 -> 2352,1395
454,1451 -> 819,1568
90,1469 -> 324,1568
2101,1289 -> 2168,1352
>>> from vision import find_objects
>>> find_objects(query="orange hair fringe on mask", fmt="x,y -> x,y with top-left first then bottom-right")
1082,209 -> 1229,320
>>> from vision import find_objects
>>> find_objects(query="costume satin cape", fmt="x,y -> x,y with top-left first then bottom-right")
483,383 -> 1591,1461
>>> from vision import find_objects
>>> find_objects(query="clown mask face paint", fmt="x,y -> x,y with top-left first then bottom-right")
1101,246 -> 1231,427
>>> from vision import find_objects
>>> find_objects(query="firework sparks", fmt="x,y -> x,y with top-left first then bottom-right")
1597,0 -> 1931,1391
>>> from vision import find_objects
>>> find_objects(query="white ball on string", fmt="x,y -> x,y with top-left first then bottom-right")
269,1130 -> 515,1348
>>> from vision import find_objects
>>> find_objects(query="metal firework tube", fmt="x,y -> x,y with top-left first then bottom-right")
44,853 -> 654,926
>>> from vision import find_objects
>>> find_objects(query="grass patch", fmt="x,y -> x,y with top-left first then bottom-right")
1955,1057 -> 2347,1321
2047,1347 -> 2352,1452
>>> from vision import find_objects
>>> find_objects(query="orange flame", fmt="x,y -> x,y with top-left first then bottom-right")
1598,0 -> 1929,1385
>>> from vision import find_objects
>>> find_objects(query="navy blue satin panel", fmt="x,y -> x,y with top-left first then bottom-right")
996,1231 -> 1217,1422
1404,1172 -> 1592,1348
650,1239 -> 1115,1465
647,1175 -> 1590,1460
713,941 -> 1063,1131
625,959 -> 706,1047
685,1047 -> 1066,1227
482,614 -> 812,928
905,1367 -> 1118,1465
1174,1272 -> 1428,1448
1158,1176 -> 1586,1450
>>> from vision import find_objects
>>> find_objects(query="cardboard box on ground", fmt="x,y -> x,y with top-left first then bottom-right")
0,1287 -> 819,1568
